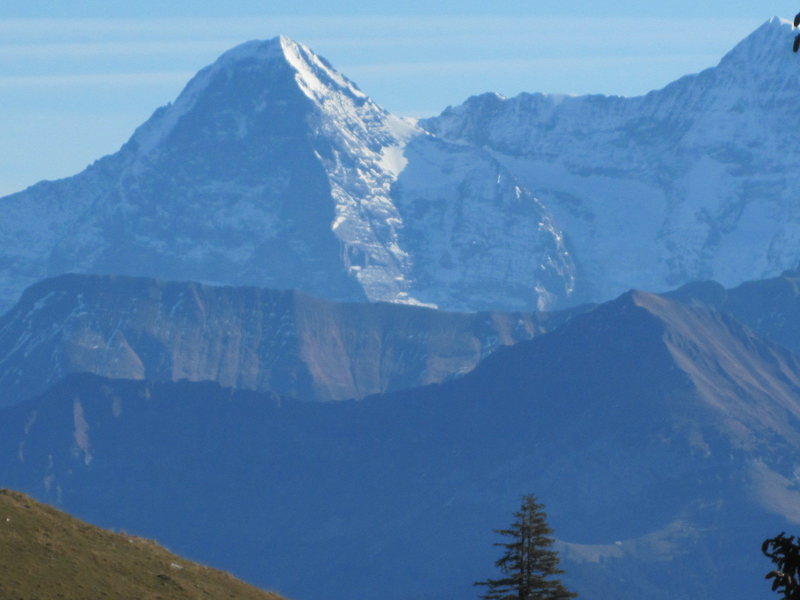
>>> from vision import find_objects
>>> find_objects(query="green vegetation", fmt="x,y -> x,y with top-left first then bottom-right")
475,494 -> 577,600
0,489 -> 286,600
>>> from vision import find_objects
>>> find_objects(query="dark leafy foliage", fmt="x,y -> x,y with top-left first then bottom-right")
763,533 -> 800,598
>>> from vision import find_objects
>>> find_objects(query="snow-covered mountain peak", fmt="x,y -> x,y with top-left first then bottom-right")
217,35 -> 370,105
0,34 -> 578,314
715,17 -> 795,73
128,35 -> 379,158
214,35 -> 290,63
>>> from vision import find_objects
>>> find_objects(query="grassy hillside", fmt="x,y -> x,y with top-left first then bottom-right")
0,489 -> 286,600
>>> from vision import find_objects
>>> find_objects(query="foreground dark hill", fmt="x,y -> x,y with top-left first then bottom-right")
2,290 -> 799,600
0,489 -> 284,600
0,273 -> 582,407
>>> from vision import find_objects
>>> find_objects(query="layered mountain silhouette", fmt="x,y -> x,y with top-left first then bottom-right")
3,289 -> 799,600
6,266 -> 800,410
0,273 -> 583,407
667,267 -> 800,356
3,17 -> 800,600
3,19 -> 800,315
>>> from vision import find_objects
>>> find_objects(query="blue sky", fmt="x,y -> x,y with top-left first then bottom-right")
1,2 -> 795,196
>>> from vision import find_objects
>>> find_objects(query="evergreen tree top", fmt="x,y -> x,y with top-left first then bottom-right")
475,494 -> 577,600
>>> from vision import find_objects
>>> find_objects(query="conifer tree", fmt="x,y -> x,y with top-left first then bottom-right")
475,494 -> 577,600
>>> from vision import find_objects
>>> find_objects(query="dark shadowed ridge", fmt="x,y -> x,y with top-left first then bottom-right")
439,288 -> 800,450
666,267 -> 800,358
2,289 -> 800,600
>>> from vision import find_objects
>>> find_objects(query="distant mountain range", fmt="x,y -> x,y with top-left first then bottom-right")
0,273 -> 583,407
2,19 -> 800,313
3,16 -> 800,600
5,267 -> 800,410
0,489 -> 284,600
3,285 -> 800,600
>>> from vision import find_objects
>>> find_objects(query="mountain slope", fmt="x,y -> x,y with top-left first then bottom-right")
3,290 -> 799,600
0,489 -> 284,600
666,268 -> 800,357
0,273 -> 584,407
0,36 -> 574,314
423,17 -> 800,301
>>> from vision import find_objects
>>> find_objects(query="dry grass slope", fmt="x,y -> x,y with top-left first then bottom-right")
0,489 -> 286,600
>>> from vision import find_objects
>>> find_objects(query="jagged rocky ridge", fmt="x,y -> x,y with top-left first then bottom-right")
3,289 -> 800,600
0,36 -> 574,315
423,17 -> 800,302
0,273 -> 583,407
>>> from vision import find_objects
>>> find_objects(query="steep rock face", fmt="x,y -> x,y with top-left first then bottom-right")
423,17 -> 800,301
3,291 -> 800,600
0,36 -> 574,314
0,273 -> 580,406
